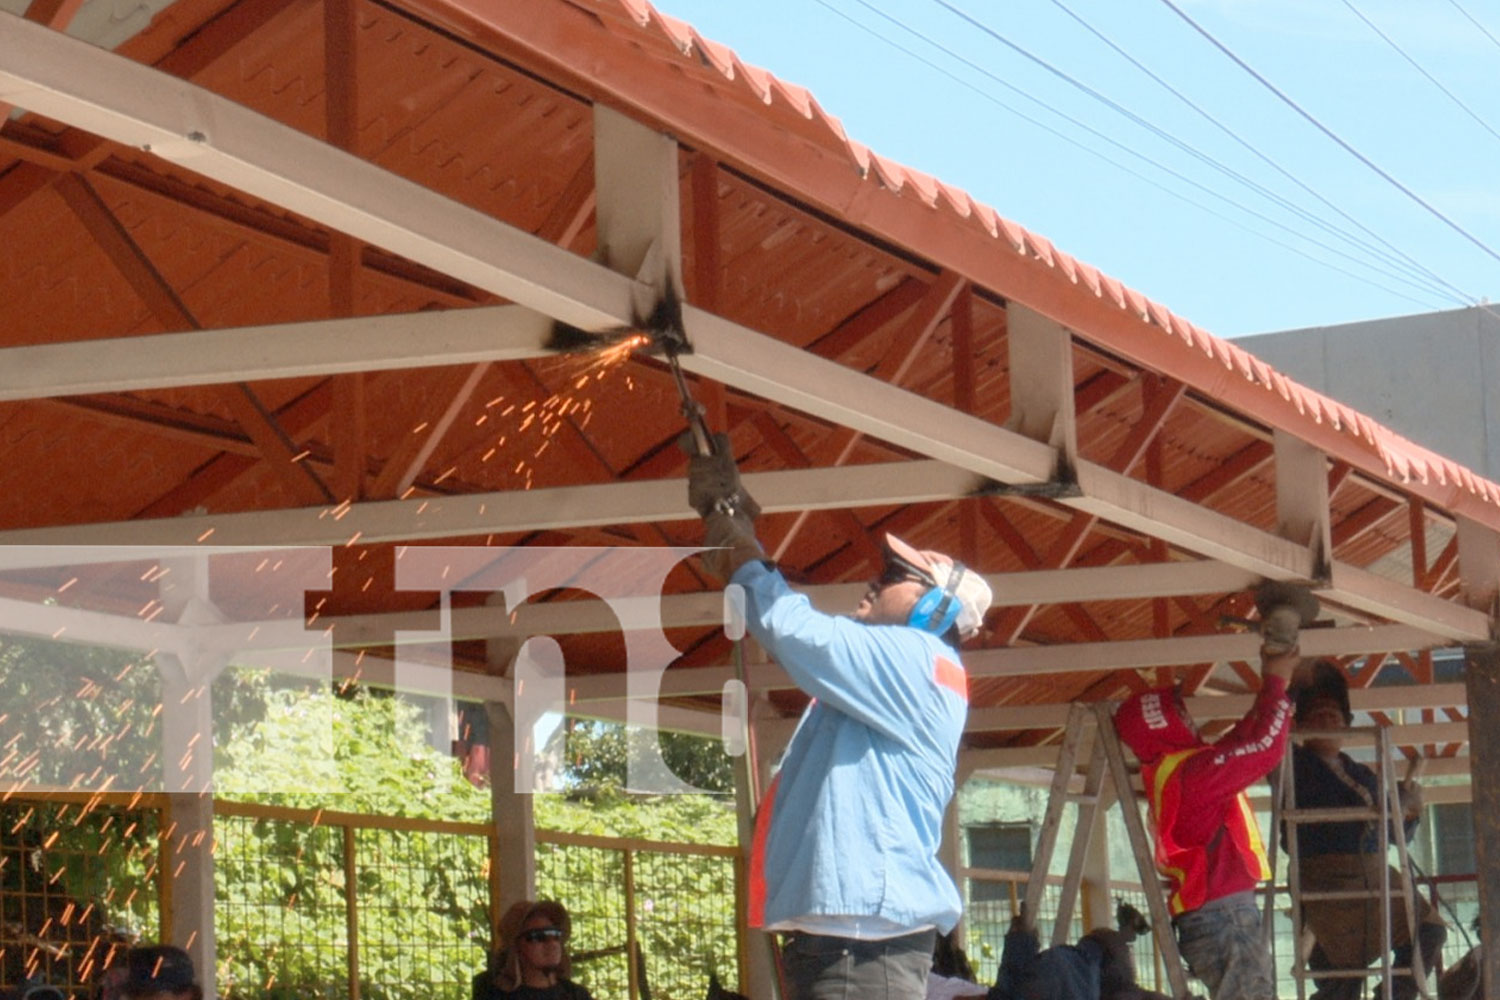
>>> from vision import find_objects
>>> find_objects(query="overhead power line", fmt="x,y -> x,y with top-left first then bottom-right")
810,0 -> 1453,311
1045,0 -> 1477,310
921,0 -> 1471,305
1445,0 -> 1500,57
1340,0 -> 1500,148
1156,0 -> 1500,268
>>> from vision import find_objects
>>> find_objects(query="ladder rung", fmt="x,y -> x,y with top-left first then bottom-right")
1283,806 -> 1385,822
1066,793 -> 1101,805
1292,967 -> 1416,980
1298,888 -> 1409,902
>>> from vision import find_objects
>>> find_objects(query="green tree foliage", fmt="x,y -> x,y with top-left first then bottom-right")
0,635 -> 164,791
1,638 -> 743,1000
212,674 -> 740,999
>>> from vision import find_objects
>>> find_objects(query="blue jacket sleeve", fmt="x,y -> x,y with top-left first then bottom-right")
730,561 -> 962,747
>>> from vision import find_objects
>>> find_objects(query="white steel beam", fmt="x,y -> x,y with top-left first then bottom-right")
198,560 -> 1259,650
1005,303 -> 1078,467
0,16 -> 1055,487
1251,781 -> 1473,810
0,595 -> 179,653
677,304 -> 1056,485
1071,461 -> 1490,640
0,460 -> 987,550
0,13 -> 634,334
962,624 -> 1447,678
966,683 -> 1469,733
966,746 -> 1474,778
1274,430 -> 1333,567
550,622 -> 1448,703
1458,516 -> 1500,621
1070,459 -> 1314,579
593,104 -> 682,292
0,306 -> 553,401
1327,562 -> 1493,641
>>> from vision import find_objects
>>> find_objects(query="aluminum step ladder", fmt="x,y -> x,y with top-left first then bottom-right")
1273,725 -> 1430,1000
1021,701 -> 1195,1000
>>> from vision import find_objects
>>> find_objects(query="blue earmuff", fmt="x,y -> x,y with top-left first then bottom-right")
907,561 -> 966,636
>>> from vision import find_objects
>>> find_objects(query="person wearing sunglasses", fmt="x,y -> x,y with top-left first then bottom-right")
687,439 -> 994,1000
473,900 -> 594,1000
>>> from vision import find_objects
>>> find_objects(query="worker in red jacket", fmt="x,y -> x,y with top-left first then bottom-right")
1112,637 -> 1300,1000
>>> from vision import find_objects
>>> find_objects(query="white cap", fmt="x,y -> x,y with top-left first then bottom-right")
885,533 -> 994,639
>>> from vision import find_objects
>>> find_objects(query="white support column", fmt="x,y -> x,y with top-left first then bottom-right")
739,690 -> 789,1000
158,657 -> 218,996
940,788 -> 965,947
486,617 -> 534,910
1273,430 -> 1332,576
1080,788 -> 1112,934
486,700 -> 535,907
1005,303 -> 1078,475
157,555 -> 225,996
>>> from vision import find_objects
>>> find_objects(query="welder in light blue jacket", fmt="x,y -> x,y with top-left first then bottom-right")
688,439 -> 993,1000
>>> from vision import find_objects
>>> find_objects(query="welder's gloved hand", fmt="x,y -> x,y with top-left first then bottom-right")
699,509 -> 764,581
687,433 -> 761,520
1255,581 -> 1319,656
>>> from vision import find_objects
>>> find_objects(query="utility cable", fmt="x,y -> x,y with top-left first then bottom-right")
1340,0 -> 1500,147
837,0 -> 1461,305
1047,0 -> 1478,310
1157,0 -> 1500,268
935,0 -> 1460,302
813,0 -> 1452,311
1445,0 -> 1500,57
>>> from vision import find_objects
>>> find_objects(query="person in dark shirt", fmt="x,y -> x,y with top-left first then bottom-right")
473,900 -> 595,1000
986,916 -> 1168,1000
1287,661 -> 1446,1000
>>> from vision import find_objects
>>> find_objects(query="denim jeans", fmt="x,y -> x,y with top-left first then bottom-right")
780,929 -> 935,1000
1174,898 -> 1276,1000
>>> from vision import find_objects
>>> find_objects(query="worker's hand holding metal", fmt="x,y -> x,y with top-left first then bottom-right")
687,434 -> 761,520
1260,646 -> 1301,683
700,509 -> 765,581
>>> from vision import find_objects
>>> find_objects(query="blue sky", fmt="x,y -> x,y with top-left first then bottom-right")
654,0 -> 1500,338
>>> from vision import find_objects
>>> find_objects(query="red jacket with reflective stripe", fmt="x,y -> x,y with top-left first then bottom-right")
1120,678 -> 1291,914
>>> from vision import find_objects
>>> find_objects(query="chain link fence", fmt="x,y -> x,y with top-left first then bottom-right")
5,793 -> 1483,1000
2,797 -> 742,1000
0,796 -> 163,997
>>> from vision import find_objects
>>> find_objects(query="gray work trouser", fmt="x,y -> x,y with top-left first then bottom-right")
780,929 -> 936,1000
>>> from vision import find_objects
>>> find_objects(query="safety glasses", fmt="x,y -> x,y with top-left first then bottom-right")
519,927 -> 565,944
876,551 -> 936,591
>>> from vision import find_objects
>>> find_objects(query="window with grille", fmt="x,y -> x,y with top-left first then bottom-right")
1432,802 -> 1475,876
966,823 -> 1031,902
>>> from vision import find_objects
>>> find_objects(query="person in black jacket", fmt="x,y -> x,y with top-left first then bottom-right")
473,900 -> 595,1000
1287,661 -> 1446,1000
987,916 -> 1169,1000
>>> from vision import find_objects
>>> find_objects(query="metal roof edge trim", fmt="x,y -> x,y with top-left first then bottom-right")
402,0 -> 1500,527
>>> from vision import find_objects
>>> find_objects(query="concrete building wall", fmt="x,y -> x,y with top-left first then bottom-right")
1236,305 -> 1500,481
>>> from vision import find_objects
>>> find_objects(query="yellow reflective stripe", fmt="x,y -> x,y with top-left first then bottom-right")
1151,748 -> 1196,805
1149,749 -> 1199,915
1233,791 -> 1271,879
